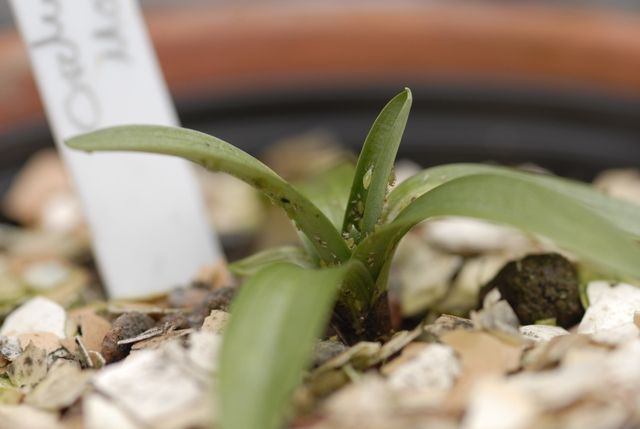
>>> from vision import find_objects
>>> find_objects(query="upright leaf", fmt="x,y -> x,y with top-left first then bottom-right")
356,173 -> 640,300
66,125 -> 350,264
219,262 -> 368,429
342,89 -> 412,241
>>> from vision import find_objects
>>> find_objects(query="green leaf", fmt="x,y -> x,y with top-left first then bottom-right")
385,163 -> 640,238
295,163 -> 355,230
342,89 -> 412,241
356,173 -> 640,300
229,246 -> 313,276
219,262 -> 362,429
66,125 -> 350,264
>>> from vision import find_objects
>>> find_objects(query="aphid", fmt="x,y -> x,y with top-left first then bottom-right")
314,236 -> 328,247
388,167 -> 396,187
363,167 -> 373,190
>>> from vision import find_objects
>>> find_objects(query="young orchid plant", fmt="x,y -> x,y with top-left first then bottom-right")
68,89 -> 640,429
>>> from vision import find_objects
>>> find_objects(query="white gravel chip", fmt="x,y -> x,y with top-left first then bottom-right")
0,335 -> 22,360
425,217 -> 532,254
578,282 -> 640,343
520,325 -> 569,343
186,331 -> 222,374
462,377 -> 537,429
323,376 -> 396,420
0,296 -> 66,339
92,348 -> 204,425
84,394 -> 140,429
388,343 -> 461,392
22,261 -> 69,290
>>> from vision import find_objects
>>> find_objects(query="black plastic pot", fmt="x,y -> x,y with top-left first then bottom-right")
3,83 -> 640,200
179,83 -> 640,180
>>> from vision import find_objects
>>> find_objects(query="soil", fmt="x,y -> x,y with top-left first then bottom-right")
479,253 -> 584,328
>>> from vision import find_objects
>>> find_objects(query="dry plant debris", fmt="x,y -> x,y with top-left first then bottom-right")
1,269 -> 638,429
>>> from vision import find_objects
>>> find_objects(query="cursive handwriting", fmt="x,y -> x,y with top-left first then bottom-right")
30,0 -> 131,132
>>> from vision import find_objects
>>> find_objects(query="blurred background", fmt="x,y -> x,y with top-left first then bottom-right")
0,0 -> 639,315
1,0 -> 640,229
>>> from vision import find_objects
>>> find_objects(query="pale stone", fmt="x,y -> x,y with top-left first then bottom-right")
471,292 -> 520,337
593,168 -> 640,204
605,338 -> 640,388
0,404 -> 66,429
1,296 -> 66,339
18,332 -> 61,354
323,376 -> 395,420
462,378 -> 537,429
84,394 -> 140,429
425,217 -> 532,254
2,150 -> 71,228
395,233 -> 462,316
187,331 -> 222,374
92,348 -> 203,425
201,310 -> 229,334
41,191 -> 83,234
26,360 -> 91,411
388,343 -> 460,392
510,364 -> 605,410
0,336 -> 22,361
520,325 -> 569,343
22,261 -> 69,290
441,254 -> 511,314
6,343 -> 48,388
578,282 -> 640,343
589,324 -> 640,345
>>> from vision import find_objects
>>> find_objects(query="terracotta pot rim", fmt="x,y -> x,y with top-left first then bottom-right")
1,2 -> 640,133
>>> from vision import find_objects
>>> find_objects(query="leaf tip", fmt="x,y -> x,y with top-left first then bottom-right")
64,134 -> 89,152
402,87 -> 413,104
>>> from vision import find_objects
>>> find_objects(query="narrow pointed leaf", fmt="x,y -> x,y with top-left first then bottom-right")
229,246 -> 313,276
356,173 -> 640,299
219,261 -> 367,429
385,163 -> 640,238
342,89 -> 412,240
66,125 -> 350,264
296,163 -> 354,230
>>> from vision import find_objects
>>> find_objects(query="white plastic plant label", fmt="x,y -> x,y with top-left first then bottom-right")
10,0 -> 222,298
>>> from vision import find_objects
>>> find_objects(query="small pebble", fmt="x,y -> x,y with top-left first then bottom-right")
520,325 -> 569,343
101,312 -> 155,363
387,343 -> 461,391
187,286 -> 236,327
1,296 -> 66,339
201,310 -> 230,335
